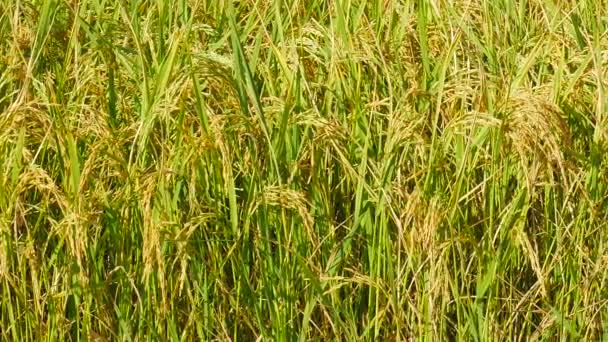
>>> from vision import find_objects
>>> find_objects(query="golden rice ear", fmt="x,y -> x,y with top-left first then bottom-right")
503,88 -> 571,187
396,189 -> 446,257
261,185 -> 317,249
385,103 -> 427,154
138,170 -> 158,277
0,217 -> 9,279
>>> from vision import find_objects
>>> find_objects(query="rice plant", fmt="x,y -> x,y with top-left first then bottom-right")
0,0 -> 607,340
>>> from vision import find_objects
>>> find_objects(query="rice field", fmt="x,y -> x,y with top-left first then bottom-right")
0,0 -> 607,340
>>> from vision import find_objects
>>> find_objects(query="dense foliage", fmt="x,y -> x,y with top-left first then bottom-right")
0,0 -> 607,340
